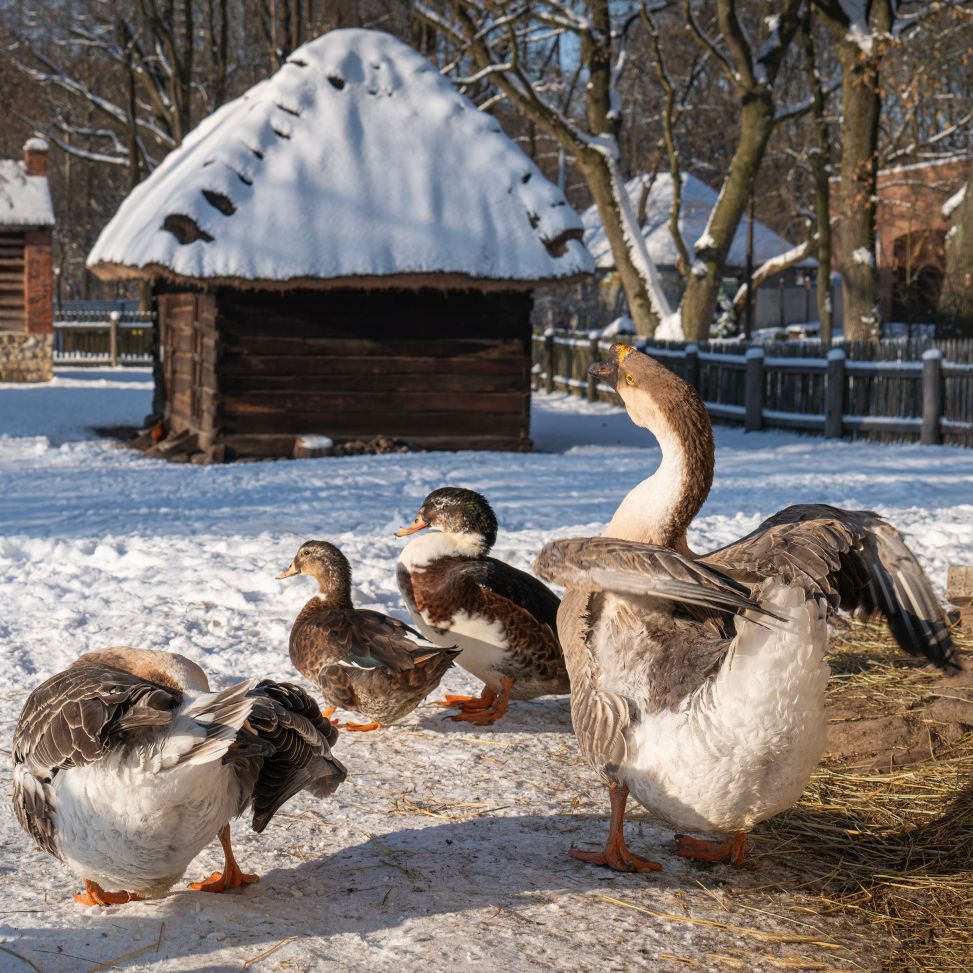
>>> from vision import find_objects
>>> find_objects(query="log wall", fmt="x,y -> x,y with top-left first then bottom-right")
157,287 -> 532,458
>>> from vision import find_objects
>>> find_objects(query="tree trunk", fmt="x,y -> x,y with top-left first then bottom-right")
577,148 -> 670,336
804,23 -> 833,346
833,37 -> 881,341
938,168 -> 973,335
680,95 -> 775,341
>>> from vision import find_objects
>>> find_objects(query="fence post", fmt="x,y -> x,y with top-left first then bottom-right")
684,342 -> 699,391
544,328 -> 555,395
921,348 -> 942,445
824,348 -> 845,439
744,348 -> 764,431
587,332 -> 600,402
108,310 -> 120,368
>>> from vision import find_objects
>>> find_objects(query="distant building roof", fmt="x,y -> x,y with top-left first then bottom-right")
88,29 -> 594,290
0,159 -> 55,228
582,172 -> 814,272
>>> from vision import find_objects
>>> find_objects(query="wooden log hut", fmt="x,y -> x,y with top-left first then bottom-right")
87,29 -> 592,460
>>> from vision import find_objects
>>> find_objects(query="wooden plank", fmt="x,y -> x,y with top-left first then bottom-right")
220,409 -> 528,437
222,390 -> 527,415
220,336 -> 525,358
219,353 -> 528,378
219,371 -> 528,394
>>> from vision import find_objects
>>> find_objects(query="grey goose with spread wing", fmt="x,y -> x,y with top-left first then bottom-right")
537,343 -> 959,872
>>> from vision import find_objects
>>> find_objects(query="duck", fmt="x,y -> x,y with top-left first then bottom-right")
12,647 -> 346,905
534,342 -> 959,872
276,540 -> 460,731
395,487 -> 569,725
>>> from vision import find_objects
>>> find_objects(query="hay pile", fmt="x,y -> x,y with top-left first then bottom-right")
759,619 -> 973,973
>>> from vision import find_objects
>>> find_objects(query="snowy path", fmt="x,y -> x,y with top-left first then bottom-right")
0,369 -> 970,972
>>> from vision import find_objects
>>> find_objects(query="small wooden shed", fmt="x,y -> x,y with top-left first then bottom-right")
0,139 -> 54,382
88,29 -> 592,460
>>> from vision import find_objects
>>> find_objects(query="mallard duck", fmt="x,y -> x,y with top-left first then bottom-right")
535,343 -> 959,871
276,540 -> 459,731
395,487 -> 569,725
12,647 -> 346,905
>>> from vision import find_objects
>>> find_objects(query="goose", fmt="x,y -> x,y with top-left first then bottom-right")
534,343 -> 959,872
395,487 -> 569,725
276,540 -> 459,731
12,647 -> 346,905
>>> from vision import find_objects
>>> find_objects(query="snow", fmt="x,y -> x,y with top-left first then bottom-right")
943,185 -> 966,220
583,173 -> 815,272
1,370 -> 971,970
852,246 -> 875,266
87,30 -> 593,287
0,159 -> 55,227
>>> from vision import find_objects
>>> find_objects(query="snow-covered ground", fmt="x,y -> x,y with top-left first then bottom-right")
1,368 -> 970,972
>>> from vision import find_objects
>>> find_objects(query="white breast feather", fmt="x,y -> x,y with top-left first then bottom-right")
623,584 -> 830,834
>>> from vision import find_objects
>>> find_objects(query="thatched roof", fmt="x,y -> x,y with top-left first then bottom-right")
88,29 -> 593,290
0,144 -> 54,229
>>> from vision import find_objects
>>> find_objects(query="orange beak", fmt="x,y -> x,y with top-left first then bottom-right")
395,514 -> 429,537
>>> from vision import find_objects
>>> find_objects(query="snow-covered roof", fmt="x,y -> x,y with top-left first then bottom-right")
582,172 -> 815,272
88,29 -> 593,289
0,160 -> 54,228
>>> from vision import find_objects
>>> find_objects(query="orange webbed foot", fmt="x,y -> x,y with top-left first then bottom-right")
570,845 -> 662,873
448,677 -> 512,725
188,866 -> 259,893
342,721 -> 382,732
189,824 -> 259,893
675,832 -> 746,866
321,706 -> 339,725
438,688 -> 497,712
74,880 -> 143,907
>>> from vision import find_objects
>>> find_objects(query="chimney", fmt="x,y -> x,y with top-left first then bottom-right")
23,137 -> 49,178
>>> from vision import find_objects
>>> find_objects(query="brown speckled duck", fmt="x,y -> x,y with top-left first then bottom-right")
277,541 -> 459,731
13,647 -> 345,906
395,487 -> 569,725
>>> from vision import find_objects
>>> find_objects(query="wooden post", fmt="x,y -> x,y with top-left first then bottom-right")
824,347 -> 845,438
587,332 -> 600,402
684,343 -> 700,391
744,347 -> 764,431
921,348 -> 942,445
109,310 -> 120,368
544,328 -> 555,395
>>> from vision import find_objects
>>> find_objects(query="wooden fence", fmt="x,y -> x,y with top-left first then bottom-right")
532,331 -> 973,448
53,310 -> 155,366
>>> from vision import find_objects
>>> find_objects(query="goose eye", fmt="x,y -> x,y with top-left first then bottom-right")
625,373 -> 635,386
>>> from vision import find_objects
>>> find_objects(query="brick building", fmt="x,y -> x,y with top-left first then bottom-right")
0,138 -> 55,381
875,157 -> 971,324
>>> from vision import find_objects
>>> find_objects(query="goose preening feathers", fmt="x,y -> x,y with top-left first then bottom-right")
277,541 -> 459,730
12,647 -> 346,905
536,343 -> 959,872
396,487 -> 569,725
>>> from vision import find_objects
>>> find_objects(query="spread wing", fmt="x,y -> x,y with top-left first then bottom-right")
236,680 -> 346,833
534,536 -> 774,620
12,664 -> 180,857
701,503 -> 959,670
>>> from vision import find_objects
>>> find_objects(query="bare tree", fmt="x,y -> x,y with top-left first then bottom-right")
939,167 -> 973,334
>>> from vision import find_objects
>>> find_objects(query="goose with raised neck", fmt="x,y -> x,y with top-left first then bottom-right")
537,343 -> 958,874
601,346 -> 714,555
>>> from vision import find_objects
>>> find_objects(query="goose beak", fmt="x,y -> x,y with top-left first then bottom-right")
276,561 -> 300,580
395,514 -> 429,537
589,343 -> 636,390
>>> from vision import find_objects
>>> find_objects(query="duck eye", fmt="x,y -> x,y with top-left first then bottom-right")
625,373 -> 635,386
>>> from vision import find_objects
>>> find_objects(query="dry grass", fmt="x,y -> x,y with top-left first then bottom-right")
757,620 -> 973,973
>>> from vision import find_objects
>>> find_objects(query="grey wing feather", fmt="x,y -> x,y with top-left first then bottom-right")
12,665 -> 180,857
702,503 -> 959,670
535,537 -> 776,620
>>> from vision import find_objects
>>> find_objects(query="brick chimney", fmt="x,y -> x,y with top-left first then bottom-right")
23,137 -> 49,177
